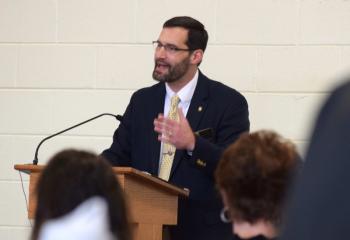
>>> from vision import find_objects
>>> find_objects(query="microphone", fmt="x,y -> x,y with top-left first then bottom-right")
33,113 -> 122,165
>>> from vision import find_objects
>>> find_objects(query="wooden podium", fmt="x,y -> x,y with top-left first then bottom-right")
14,164 -> 189,240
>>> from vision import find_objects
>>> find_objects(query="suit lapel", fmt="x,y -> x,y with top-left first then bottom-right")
149,83 -> 166,175
186,72 -> 209,131
169,71 -> 210,179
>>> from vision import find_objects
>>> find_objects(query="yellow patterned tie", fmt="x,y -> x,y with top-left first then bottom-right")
159,95 -> 180,181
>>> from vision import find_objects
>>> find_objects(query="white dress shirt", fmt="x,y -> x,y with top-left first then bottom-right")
158,70 -> 199,169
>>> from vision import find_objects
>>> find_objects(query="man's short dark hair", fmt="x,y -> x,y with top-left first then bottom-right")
163,16 -> 208,52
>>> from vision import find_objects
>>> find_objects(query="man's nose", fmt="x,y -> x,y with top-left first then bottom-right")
155,46 -> 167,59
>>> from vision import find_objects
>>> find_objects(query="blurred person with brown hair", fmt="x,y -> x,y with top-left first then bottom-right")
31,149 -> 131,240
215,130 -> 300,240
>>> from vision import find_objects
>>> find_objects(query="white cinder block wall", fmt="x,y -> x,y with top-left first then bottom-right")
1,0 -> 350,239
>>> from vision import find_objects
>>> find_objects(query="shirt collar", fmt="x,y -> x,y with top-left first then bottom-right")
165,70 -> 199,104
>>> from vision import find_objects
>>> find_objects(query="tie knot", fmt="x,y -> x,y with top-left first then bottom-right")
171,95 -> 180,107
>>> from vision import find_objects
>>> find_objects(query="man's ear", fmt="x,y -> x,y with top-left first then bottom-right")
190,49 -> 204,65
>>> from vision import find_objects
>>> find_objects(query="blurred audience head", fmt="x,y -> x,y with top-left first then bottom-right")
215,130 -> 299,239
280,80 -> 350,240
31,149 -> 131,240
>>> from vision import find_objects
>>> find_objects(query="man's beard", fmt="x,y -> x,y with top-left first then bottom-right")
152,56 -> 190,83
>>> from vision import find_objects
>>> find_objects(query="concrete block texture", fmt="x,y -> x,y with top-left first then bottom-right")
97,45 -> 154,89
18,45 -> 97,88
29,136 -> 115,166
0,90 -> 53,134
57,0 -> 135,43
201,45 -> 257,91
256,46 -> 344,92
0,0 -> 56,42
0,227 -> 31,240
300,0 -> 350,44
0,136 -> 14,180
0,45 -> 17,87
246,92 -> 328,140
49,90 -> 132,136
0,182 -> 30,226
216,0 -> 297,44
1,1 -> 350,239
135,0 -> 217,43
340,47 -> 350,77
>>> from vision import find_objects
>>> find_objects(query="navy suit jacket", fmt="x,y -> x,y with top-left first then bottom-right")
102,71 -> 250,240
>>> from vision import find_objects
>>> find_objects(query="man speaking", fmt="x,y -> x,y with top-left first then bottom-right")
102,16 -> 249,240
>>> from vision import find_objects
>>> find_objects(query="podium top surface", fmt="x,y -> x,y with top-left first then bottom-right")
14,164 -> 189,197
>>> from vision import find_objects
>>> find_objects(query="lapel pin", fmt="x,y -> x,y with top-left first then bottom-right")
198,106 -> 203,112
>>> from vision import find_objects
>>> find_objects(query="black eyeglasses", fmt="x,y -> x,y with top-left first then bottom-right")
152,41 -> 193,54
220,207 -> 232,223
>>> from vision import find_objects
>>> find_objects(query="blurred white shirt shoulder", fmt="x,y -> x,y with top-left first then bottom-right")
38,197 -> 115,240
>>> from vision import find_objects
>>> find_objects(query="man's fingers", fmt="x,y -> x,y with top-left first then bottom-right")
154,112 -> 184,145
178,107 -> 185,121
158,133 -> 172,144
154,121 -> 173,133
154,117 -> 178,131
